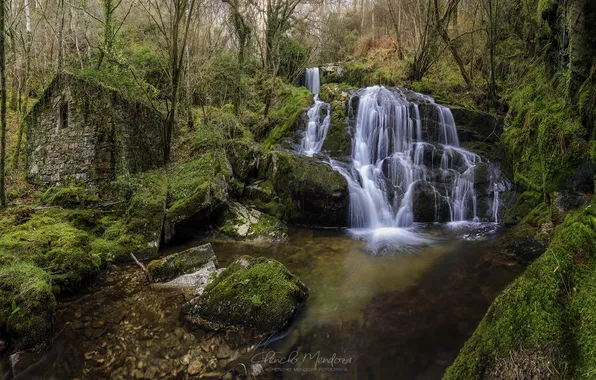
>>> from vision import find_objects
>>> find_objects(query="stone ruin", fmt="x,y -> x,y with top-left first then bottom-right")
25,73 -> 165,186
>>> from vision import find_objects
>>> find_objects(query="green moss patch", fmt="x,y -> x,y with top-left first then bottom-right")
0,263 -> 56,350
446,199 -> 596,379
261,86 -> 312,150
165,151 -> 232,240
183,256 -> 308,333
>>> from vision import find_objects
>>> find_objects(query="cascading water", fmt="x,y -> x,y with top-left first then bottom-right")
328,86 -> 495,230
300,68 -> 331,157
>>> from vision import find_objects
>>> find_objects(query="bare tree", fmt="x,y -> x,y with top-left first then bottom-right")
144,0 -> 198,162
0,0 -> 7,208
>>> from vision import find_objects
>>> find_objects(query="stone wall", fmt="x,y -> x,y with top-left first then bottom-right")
26,74 -> 165,186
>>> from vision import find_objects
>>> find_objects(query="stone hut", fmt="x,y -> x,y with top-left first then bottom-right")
25,73 -> 165,186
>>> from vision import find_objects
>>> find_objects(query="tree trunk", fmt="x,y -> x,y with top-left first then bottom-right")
0,0 -> 7,208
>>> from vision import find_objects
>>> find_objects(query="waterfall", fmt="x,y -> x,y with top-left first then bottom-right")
300,68 -> 330,157
332,86 -> 492,228
299,81 -> 499,233
305,67 -> 321,95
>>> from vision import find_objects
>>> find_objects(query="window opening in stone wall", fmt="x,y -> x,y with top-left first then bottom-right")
59,102 -> 69,129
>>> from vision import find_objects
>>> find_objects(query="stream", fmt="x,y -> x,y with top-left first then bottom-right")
0,224 -> 522,379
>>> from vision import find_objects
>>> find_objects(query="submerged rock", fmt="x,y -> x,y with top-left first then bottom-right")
182,256 -> 308,333
147,244 -> 218,283
218,202 -> 287,242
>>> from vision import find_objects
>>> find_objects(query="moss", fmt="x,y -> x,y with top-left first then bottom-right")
261,86 -> 312,150
41,185 -> 97,208
321,99 -> 352,157
446,199 -> 596,379
217,203 -> 287,241
166,151 -> 231,230
0,209 -> 107,291
147,243 -> 215,282
265,151 -> 349,226
502,68 -> 590,197
183,256 -> 308,332
0,263 -> 56,350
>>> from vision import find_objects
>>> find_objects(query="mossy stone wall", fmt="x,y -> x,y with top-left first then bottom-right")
25,73 -> 165,186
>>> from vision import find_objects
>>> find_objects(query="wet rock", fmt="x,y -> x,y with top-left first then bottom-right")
147,244 -> 218,283
266,152 -> 349,227
412,182 -> 450,223
218,202 -> 287,242
188,358 -> 204,375
10,351 -> 41,377
183,256 -> 309,334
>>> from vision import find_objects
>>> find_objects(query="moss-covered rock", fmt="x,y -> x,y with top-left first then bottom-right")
165,151 -> 232,242
0,209 -> 106,291
41,185 -> 97,208
0,263 -> 56,350
445,199 -> 596,379
182,256 -> 308,333
321,99 -> 352,158
218,202 -> 287,242
265,151 -> 349,226
260,86 -> 313,150
147,243 -> 217,283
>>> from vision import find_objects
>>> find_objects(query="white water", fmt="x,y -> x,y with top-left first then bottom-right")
299,80 -> 500,249
301,67 -> 331,157
331,86 -> 493,229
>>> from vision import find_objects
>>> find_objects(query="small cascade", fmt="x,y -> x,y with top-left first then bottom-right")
305,67 -> 320,95
300,67 -> 331,157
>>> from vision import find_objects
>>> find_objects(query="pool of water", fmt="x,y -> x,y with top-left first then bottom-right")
0,225 -> 522,379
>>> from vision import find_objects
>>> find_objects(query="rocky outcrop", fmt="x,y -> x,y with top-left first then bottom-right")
265,151 -> 349,226
182,256 -> 308,333
147,244 -> 217,283
164,151 -> 232,242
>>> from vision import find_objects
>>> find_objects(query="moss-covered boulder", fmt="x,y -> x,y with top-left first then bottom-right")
165,151 -> 232,242
218,202 -> 287,242
265,151 -> 349,226
147,243 -> 217,283
0,209 -> 107,291
0,263 -> 56,350
446,199 -> 596,379
182,256 -> 308,333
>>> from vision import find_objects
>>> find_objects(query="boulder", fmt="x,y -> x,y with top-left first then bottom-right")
218,202 -> 287,242
266,152 -> 349,227
147,244 -> 218,283
182,256 -> 308,333
0,263 -> 56,350
164,151 -> 232,242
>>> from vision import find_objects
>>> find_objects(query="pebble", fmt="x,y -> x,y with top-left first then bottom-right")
216,343 -> 231,359
188,359 -> 203,375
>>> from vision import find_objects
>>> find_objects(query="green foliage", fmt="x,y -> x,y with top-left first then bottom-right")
74,66 -> 158,103
278,37 -> 308,80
